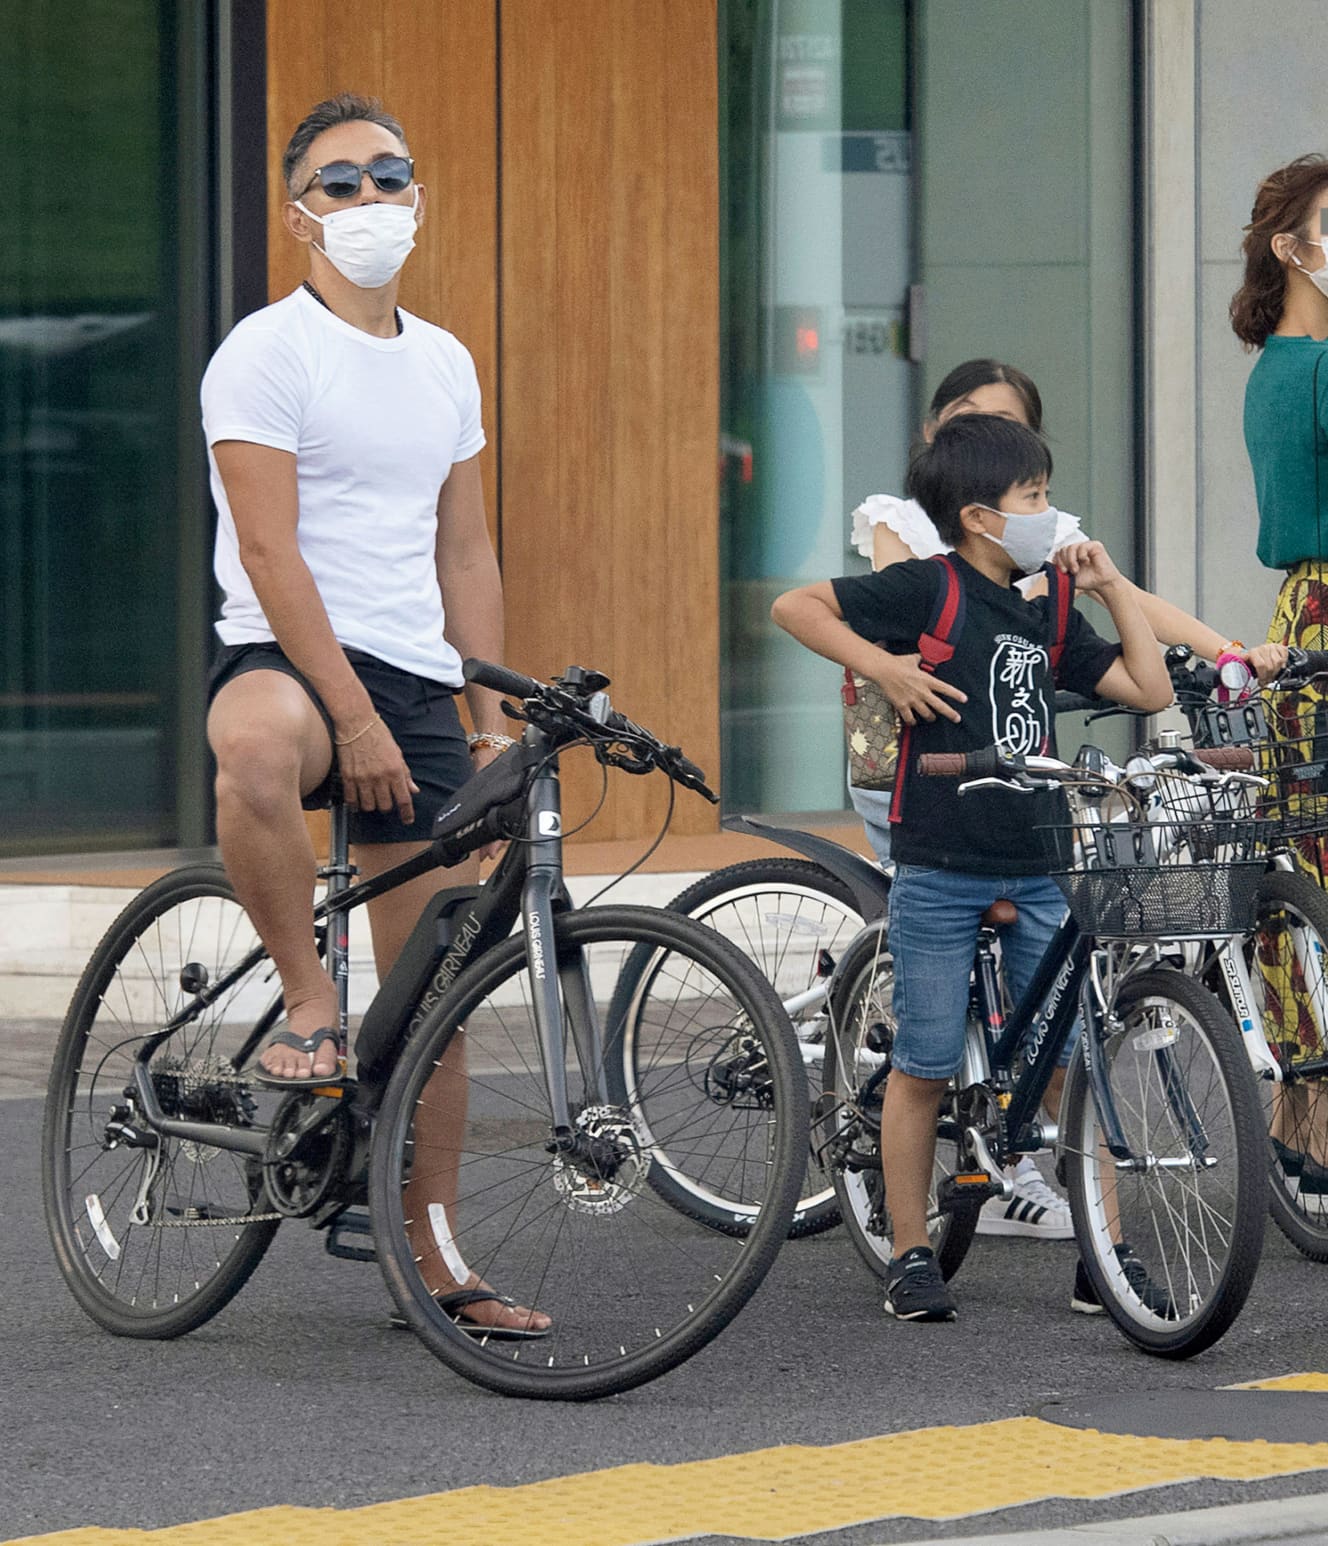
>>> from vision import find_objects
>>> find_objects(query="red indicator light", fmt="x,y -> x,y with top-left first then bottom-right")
796,325 -> 819,356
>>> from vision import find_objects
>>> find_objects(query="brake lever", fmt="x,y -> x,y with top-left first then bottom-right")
958,776 -> 1038,797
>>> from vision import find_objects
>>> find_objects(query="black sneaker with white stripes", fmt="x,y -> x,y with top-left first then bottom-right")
1071,1245 -> 1175,1318
884,1245 -> 957,1322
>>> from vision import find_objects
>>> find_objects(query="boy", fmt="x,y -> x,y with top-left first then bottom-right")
772,415 -> 1172,1320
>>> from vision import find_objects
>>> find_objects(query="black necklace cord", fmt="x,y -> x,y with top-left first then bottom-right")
302,277 -> 402,336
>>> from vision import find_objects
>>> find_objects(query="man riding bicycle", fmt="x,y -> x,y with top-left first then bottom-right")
201,93 -> 546,1337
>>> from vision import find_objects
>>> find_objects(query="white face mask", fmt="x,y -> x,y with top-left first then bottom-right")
978,504 -> 1062,574
1291,242 -> 1328,300
295,187 -> 419,289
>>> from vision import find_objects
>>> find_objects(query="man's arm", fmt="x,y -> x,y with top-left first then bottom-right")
212,439 -> 418,819
435,453 -> 508,754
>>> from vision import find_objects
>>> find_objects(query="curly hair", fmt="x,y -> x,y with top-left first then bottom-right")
1231,154 -> 1328,350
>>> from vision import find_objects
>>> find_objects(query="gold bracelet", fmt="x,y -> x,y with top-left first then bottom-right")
334,713 -> 381,747
467,731 -> 516,752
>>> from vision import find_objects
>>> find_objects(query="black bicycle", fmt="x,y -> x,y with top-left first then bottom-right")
820,739 -> 1268,1358
41,662 -> 807,1400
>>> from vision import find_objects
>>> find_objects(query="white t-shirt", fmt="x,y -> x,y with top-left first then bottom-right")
201,287 -> 486,685
850,493 -> 1083,594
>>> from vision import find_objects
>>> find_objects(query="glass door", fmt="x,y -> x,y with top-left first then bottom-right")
0,1 -> 211,854
720,0 -> 913,813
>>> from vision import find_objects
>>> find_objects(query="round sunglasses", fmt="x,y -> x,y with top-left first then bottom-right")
299,155 -> 415,200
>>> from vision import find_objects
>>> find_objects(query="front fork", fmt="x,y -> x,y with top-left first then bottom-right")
521,771 -> 608,1146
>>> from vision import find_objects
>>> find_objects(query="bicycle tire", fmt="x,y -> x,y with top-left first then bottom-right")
821,924 -> 979,1283
369,904 -> 806,1400
42,865 -> 282,1338
1063,966 -> 1265,1358
605,858 -> 863,1238
1244,869 -> 1328,1260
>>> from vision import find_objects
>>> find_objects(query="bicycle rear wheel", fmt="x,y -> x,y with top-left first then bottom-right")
369,905 -> 806,1399
1063,966 -> 1265,1358
605,858 -> 863,1237
1244,869 -> 1328,1260
820,924 -> 978,1282
42,865 -> 282,1337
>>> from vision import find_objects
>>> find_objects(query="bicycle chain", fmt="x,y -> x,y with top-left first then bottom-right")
149,1210 -> 283,1228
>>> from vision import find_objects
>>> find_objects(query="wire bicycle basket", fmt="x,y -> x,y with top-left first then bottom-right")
1044,780 -> 1271,941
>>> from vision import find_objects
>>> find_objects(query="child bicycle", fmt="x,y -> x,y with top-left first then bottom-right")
817,737 -> 1268,1358
40,661 -> 807,1401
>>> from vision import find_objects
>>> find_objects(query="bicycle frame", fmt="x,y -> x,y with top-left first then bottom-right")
121,723 -> 600,1167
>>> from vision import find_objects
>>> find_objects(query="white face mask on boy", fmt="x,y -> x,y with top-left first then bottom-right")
977,504 -> 1063,574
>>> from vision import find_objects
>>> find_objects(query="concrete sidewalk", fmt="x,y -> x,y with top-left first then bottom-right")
902,1491 -> 1328,1544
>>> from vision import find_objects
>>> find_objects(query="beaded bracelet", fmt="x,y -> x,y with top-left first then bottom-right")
334,713 -> 381,747
467,731 -> 517,753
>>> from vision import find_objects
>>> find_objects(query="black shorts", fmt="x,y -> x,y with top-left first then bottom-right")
207,642 -> 472,845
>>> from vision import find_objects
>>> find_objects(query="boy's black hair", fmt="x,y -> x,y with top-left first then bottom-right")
905,414 -> 1053,547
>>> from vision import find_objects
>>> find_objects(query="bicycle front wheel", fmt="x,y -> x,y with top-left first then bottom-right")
369,905 -> 807,1400
41,865 -> 282,1338
1064,966 -> 1265,1359
821,924 -> 978,1282
1244,869 -> 1328,1260
605,859 -> 865,1238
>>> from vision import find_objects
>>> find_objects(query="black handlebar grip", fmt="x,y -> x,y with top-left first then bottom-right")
462,658 -> 545,698
917,752 -> 968,777
1194,746 -> 1256,771
1289,649 -> 1328,680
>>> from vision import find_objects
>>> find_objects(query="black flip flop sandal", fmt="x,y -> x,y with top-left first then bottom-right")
253,1027 -> 343,1089
389,1288 -> 551,1340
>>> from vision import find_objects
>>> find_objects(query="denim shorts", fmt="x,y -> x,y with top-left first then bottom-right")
886,864 -> 1073,1081
848,779 -> 892,866
208,641 -> 472,845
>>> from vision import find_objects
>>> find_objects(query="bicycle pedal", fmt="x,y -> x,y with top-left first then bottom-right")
324,1206 -> 376,1263
937,1172 -> 1004,1211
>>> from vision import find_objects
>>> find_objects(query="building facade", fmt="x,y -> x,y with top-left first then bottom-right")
0,1 -> 1314,857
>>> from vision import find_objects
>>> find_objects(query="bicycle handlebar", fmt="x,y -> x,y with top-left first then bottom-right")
462,658 -> 546,699
916,744 -> 1255,779
459,658 -> 718,802
1278,647 -> 1328,685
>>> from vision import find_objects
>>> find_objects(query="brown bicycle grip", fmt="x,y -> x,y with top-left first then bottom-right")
917,753 -> 968,777
1193,746 -> 1255,771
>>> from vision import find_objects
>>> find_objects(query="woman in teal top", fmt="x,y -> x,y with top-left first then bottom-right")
1232,153 -> 1328,1187
1234,153 -> 1328,651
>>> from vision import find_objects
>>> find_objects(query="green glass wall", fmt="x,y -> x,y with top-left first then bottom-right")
0,2 -> 211,854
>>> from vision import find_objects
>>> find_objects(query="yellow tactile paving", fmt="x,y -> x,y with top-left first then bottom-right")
13,1411 -> 1328,1546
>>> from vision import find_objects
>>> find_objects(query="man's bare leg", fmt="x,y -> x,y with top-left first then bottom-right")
355,842 -> 550,1333
208,671 -> 339,1081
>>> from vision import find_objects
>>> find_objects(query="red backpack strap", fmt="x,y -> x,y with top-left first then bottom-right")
890,557 -> 965,829
918,555 -> 965,672
1043,562 -> 1075,676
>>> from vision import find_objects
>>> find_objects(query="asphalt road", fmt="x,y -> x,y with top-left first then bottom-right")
7,1080 -> 1328,1545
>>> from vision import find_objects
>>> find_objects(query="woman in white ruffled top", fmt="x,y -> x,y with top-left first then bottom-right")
849,358 -> 1280,865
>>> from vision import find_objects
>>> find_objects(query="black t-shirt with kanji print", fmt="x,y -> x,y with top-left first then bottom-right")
831,554 -> 1123,875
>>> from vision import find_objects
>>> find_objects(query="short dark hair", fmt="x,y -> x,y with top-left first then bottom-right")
282,93 -> 409,197
928,358 -> 1044,433
906,415 -> 1053,547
